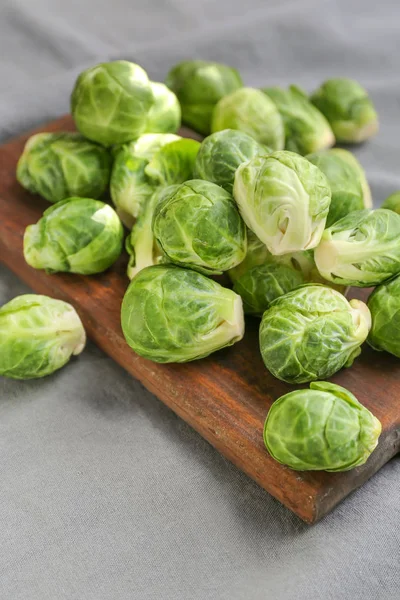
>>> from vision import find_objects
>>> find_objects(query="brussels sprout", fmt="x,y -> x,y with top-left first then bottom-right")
314,209 -> 400,287
126,186 -> 178,279
259,285 -> 371,383
144,82 -> 181,134
110,134 -> 199,227
329,148 -> 372,209
262,85 -> 335,154
367,274 -> 400,357
165,60 -> 243,135
212,88 -> 285,150
121,265 -> 244,362
24,197 -> 124,275
193,129 -> 270,194
0,294 -> 86,379
381,191 -> 400,214
71,60 -> 154,146
233,151 -> 331,255
233,262 -> 305,316
311,78 -> 378,143
307,149 -> 367,227
264,381 -> 381,471
16,132 -> 111,204
152,179 -> 247,274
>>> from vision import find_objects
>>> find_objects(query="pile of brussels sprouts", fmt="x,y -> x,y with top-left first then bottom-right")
6,57 -> 400,475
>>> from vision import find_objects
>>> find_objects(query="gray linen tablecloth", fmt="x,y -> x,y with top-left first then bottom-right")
1,1 -> 399,598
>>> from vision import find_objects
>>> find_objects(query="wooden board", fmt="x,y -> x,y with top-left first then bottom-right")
1,115 -> 399,524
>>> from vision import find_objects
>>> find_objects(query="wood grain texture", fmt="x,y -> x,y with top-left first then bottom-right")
1,115 -> 399,523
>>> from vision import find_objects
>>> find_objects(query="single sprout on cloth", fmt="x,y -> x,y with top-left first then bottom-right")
367,274 -> 400,357
16,132 -> 111,204
126,186 -> 179,279
0,294 -> 86,379
259,284 -> 371,383
144,82 -> 181,134
71,60 -> 154,146
152,179 -> 247,275
24,197 -> 124,275
233,151 -> 331,255
232,262 -> 305,316
110,134 -> 200,227
307,149 -> 369,227
381,191 -> 400,214
121,265 -> 245,363
262,85 -> 335,154
211,88 -> 285,150
310,78 -> 378,143
314,209 -> 400,287
264,381 -> 382,471
194,129 -> 270,194
165,60 -> 243,135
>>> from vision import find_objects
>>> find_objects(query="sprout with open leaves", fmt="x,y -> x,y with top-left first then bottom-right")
233,151 -> 331,255
165,60 -> 243,135
314,209 -> 400,287
194,129 -> 270,194
110,134 -> 200,227
24,197 -> 124,275
262,85 -> 335,154
17,132 -> 111,204
311,78 -> 378,143
307,148 -> 370,227
212,88 -> 285,150
144,82 -> 181,134
71,60 -> 154,146
259,285 -> 371,383
121,265 -> 244,363
367,274 -> 400,357
152,179 -> 247,275
381,191 -> 400,214
264,382 -> 381,471
0,294 -> 86,379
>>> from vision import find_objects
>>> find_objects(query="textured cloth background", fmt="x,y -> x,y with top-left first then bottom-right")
1,1 -> 400,598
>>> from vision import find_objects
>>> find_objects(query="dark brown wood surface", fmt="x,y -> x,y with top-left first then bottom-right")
1,115 -> 399,524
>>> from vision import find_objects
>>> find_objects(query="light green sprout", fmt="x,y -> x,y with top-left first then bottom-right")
152,179 -> 247,274
71,60 -> 154,146
307,149 -> 369,227
233,151 -> 331,255
232,262 -> 305,316
262,85 -> 335,154
311,78 -> 378,143
110,134 -> 200,228
24,197 -> 124,275
125,186 -> 179,280
0,294 -> 86,379
165,60 -> 243,135
264,381 -> 381,471
314,209 -> 400,287
121,265 -> 244,362
144,82 -> 181,134
329,148 -> 372,209
16,132 -> 111,203
212,88 -> 285,150
381,191 -> 400,214
259,285 -> 371,383
193,129 -> 270,194
367,274 -> 400,357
